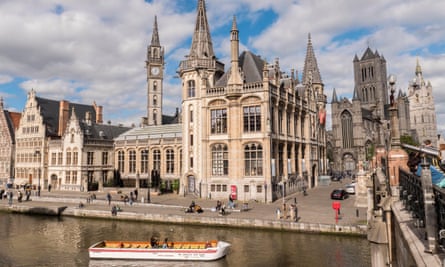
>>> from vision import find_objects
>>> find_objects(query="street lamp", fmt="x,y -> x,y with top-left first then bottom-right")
35,150 -> 41,197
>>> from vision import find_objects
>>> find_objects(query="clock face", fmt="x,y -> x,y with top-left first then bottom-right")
151,67 -> 160,75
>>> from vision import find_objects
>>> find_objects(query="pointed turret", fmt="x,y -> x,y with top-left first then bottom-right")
188,0 -> 215,59
415,57 -> 422,76
352,87 -> 360,101
302,33 -> 322,86
151,16 -> 160,46
331,88 -> 338,103
227,16 -> 242,95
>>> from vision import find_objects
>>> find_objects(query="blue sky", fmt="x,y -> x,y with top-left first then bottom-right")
1,0 -> 445,133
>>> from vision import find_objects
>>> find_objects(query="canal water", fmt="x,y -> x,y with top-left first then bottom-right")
0,213 -> 371,267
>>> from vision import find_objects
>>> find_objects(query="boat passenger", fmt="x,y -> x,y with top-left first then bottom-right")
150,236 -> 157,248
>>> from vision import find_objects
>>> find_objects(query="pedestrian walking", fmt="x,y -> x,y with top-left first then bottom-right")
106,192 -> 112,206
134,189 -> 138,200
8,191 -> 13,206
111,205 -> 117,216
276,208 -> 281,220
48,184 -> 52,192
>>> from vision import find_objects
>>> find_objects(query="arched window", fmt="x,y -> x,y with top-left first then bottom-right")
166,149 -> 174,174
211,144 -> 228,176
118,151 -> 125,172
153,81 -> 157,91
141,150 -> 149,174
188,80 -> 196,98
244,144 -> 263,176
341,111 -> 353,148
153,95 -> 157,106
153,149 -> 161,171
129,150 -> 136,173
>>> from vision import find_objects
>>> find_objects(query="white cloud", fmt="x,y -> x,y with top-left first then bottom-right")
0,0 -> 444,132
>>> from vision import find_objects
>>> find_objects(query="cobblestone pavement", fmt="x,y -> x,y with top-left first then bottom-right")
1,178 -> 367,227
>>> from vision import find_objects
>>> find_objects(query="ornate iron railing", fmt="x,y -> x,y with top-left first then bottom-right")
399,169 -> 425,226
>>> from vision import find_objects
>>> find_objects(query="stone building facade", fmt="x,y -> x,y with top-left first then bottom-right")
47,109 -> 129,191
115,0 -> 328,203
13,89 -> 112,190
407,59 -> 438,147
330,48 -> 410,173
0,98 -> 20,186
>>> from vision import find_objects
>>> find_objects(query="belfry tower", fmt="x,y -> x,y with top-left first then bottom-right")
146,16 -> 164,126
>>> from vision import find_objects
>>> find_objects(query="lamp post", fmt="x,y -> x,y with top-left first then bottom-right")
35,150 -> 41,197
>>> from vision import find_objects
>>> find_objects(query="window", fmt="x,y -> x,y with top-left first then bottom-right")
166,149 -> 174,174
73,151 -> 78,165
243,106 -> 261,132
141,150 -> 149,173
190,134 -> 193,146
153,81 -> 157,91
129,150 -> 136,173
58,152 -> 63,165
256,185 -> 262,193
72,171 -> 77,184
87,152 -> 94,165
118,151 -> 125,172
51,153 -> 56,165
188,80 -> 196,97
153,95 -> 157,106
244,144 -> 263,176
244,185 -> 249,193
66,171 -> 71,184
212,144 -> 228,176
341,111 -> 353,148
211,109 -> 227,134
153,150 -> 161,171
102,152 -> 108,165
66,151 -> 71,165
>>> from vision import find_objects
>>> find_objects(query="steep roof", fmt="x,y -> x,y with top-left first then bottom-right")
36,96 -> 96,137
188,0 -> 215,59
81,122 -> 130,141
215,50 -> 264,87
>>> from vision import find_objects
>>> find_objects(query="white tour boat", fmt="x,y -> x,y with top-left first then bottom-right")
88,239 -> 231,261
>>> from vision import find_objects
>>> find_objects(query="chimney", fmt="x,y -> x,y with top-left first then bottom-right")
58,100 -> 70,136
93,101 -> 103,124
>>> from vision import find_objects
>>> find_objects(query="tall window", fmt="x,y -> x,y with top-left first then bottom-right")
141,150 -> 149,173
188,80 -> 195,98
118,151 -> 125,172
243,106 -> 261,132
102,152 -> 108,165
212,144 -> 228,176
244,144 -> 263,176
66,151 -> 71,165
153,81 -> 157,91
153,95 -> 157,106
341,111 -> 353,148
73,151 -> 78,165
66,171 -> 71,184
166,149 -> 174,174
58,152 -> 63,165
87,152 -> 94,165
51,153 -> 56,165
211,109 -> 227,134
153,150 -> 161,171
72,171 -> 77,184
129,150 -> 136,173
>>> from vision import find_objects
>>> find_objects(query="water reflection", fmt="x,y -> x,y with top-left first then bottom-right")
0,213 -> 371,267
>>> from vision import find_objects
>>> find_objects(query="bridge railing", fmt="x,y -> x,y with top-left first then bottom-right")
399,169 -> 425,227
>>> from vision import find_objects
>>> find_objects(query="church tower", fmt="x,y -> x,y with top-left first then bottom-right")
178,0 -> 224,180
407,58 -> 437,146
146,16 -> 164,126
353,47 -> 388,118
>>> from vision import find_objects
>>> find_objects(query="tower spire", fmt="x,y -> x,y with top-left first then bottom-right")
331,88 -> 338,103
227,16 -> 242,89
188,0 -> 215,59
302,33 -> 322,86
151,15 -> 160,46
415,57 -> 422,76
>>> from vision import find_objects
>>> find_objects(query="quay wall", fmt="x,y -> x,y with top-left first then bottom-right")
0,201 -> 367,237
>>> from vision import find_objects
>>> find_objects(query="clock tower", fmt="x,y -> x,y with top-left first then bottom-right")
146,16 -> 164,126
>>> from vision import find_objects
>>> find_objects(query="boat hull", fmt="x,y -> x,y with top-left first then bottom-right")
89,240 -> 230,261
